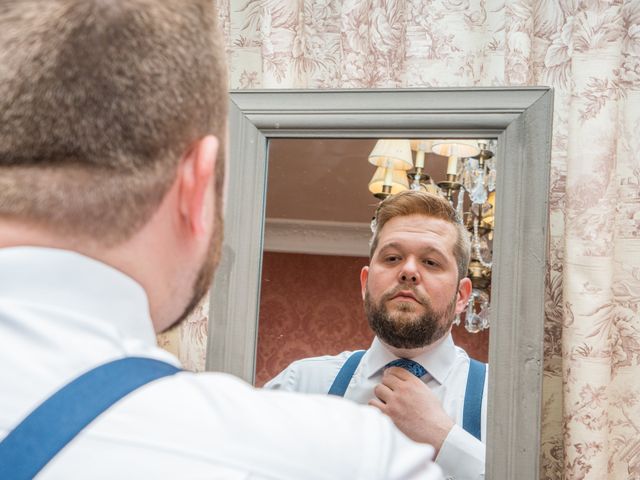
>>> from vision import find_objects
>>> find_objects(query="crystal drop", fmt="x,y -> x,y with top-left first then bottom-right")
456,188 -> 465,219
465,313 -> 483,333
470,170 -> 488,204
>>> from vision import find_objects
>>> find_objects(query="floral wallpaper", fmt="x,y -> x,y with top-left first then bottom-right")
158,1 -> 640,477
157,296 -> 210,372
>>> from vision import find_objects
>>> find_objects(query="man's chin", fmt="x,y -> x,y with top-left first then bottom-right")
386,304 -> 424,321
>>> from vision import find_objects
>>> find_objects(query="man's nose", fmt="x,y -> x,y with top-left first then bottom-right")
399,259 -> 420,284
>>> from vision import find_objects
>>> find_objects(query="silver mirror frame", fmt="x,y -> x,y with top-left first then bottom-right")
206,88 -> 553,479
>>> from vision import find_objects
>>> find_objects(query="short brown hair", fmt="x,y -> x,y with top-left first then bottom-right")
369,190 -> 471,281
0,0 -> 228,245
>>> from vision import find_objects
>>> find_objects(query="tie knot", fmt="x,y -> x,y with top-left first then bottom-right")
384,359 -> 427,378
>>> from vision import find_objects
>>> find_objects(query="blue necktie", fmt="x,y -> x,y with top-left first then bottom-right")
384,358 -> 427,378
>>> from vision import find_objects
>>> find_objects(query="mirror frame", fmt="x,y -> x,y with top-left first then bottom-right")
206,88 -> 553,480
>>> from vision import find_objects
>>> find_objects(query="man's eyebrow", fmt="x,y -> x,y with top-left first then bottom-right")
378,242 -> 449,259
377,242 -> 402,253
417,246 -> 449,261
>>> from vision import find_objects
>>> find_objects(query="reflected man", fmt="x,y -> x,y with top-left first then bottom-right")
266,191 -> 487,480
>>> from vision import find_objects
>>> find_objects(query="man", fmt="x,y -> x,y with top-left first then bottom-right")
0,2 -> 442,479
266,190 -> 487,480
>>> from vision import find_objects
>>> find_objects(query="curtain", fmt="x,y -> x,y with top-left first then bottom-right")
161,0 -> 640,477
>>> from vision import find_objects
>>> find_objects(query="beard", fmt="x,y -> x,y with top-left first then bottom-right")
167,211 -> 224,331
365,285 -> 458,349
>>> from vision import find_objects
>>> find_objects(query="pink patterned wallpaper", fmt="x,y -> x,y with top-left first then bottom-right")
255,251 -> 489,387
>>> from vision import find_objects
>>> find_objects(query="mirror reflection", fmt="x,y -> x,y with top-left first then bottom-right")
256,137 -> 497,478
256,138 -> 496,386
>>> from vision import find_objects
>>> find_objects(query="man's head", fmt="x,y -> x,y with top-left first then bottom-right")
0,1 -> 228,331
361,191 -> 472,350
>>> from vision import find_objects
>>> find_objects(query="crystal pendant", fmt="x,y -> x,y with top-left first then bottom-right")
479,298 -> 491,330
470,169 -> 488,205
461,158 -> 476,191
464,289 -> 490,333
486,158 -> 496,192
465,312 -> 484,333
456,188 -> 465,219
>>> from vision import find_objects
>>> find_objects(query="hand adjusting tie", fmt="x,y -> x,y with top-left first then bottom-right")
384,358 -> 427,378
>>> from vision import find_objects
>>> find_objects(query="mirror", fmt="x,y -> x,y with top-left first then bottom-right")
206,88 -> 553,479
256,138 -> 492,386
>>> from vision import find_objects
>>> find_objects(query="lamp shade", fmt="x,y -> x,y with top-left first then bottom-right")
368,139 -> 414,170
431,140 -> 480,158
368,166 -> 410,195
410,139 -> 433,152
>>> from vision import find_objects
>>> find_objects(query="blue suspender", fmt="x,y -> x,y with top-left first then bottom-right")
0,357 -> 181,480
328,352 -> 486,440
328,350 -> 365,396
463,358 -> 486,441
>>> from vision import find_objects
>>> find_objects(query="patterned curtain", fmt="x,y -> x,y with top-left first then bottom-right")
160,0 -> 640,477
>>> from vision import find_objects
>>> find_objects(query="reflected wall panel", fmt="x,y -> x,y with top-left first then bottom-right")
256,252 -> 372,386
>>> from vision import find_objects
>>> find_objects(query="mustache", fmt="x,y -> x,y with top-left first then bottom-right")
381,286 -> 429,305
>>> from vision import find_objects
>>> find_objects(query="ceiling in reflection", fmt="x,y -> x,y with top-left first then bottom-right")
266,138 -> 451,223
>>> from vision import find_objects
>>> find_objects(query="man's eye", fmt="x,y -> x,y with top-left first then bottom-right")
424,259 -> 438,267
385,256 -> 400,263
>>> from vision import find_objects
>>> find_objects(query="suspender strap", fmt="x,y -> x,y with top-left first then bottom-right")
463,358 -> 486,441
328,350 -> 365,397
0,357 -> 180,480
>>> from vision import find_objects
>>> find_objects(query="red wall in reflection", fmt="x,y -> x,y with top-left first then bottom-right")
255,252 -> 489,387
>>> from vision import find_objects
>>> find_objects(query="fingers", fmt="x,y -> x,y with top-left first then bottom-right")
368,398 -> 386,412
378,376 -> 402,393
384,366 -> 415,381
381,367 -> 417,390
373,382 -> 394,403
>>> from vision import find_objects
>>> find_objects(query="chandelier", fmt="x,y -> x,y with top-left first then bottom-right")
367,139 -> 497,333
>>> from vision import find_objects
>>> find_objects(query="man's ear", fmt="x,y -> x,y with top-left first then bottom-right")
455,277 -> 473,314
178,135 -> 219,236
360,266 -> 369,301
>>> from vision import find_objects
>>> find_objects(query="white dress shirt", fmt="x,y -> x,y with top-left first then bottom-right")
0,247 -> 443,480
265,336 -> 487,480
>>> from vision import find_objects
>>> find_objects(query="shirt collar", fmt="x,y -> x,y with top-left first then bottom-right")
362,334 -> 457,385
0,246 -> 157,347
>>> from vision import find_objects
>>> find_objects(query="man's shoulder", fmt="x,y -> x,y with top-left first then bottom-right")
78,370 -> 441,480
264,350 -> 362,393
451,344 -> 488,368
288,350 -> 355,369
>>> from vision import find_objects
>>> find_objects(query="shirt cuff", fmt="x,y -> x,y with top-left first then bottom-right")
435,424 -> 485,480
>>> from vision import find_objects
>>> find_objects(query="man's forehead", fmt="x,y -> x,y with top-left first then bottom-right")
378,214 -> 457,240
374,214 -> 458,258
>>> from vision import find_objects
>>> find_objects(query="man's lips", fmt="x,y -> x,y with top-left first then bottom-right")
390,291 -> 420,302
